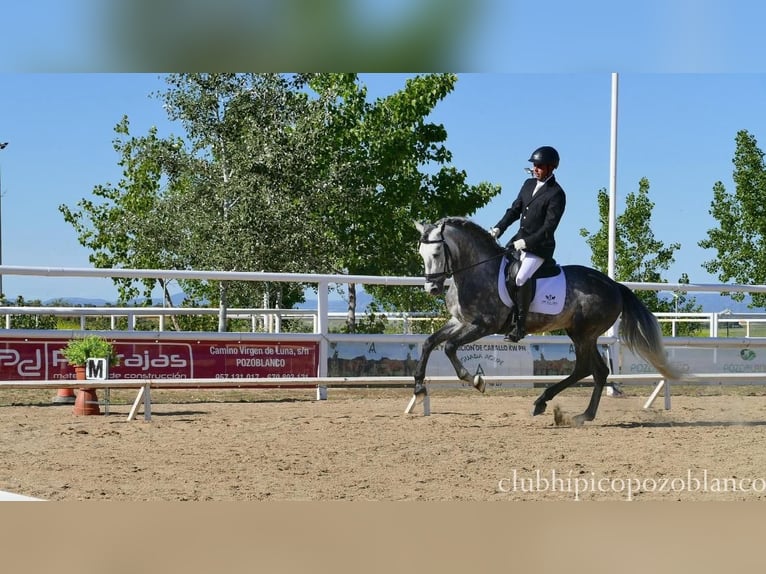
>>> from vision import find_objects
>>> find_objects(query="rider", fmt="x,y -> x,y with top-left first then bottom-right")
489,146 -> 566,342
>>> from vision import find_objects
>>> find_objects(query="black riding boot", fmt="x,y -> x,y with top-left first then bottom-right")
505,281 -> 533,342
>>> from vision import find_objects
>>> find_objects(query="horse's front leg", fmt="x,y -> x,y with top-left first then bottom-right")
412,318 -> 463,397
443,323 -> 493,393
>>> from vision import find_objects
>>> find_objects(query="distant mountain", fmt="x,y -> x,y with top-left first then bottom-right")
42,293 -> 187,307
297,289 -> 374,313
42,297 -> 112,306
686,292 -> 760,313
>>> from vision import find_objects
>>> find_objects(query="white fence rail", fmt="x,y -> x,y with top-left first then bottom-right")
0,305 -> 437,334
3,265 -> 766,413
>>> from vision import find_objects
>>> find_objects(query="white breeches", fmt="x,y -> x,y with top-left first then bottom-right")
516,251 -> 544,286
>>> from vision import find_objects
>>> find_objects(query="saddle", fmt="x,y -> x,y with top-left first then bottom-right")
500,250 -> 561,334
504,250 -> 560,291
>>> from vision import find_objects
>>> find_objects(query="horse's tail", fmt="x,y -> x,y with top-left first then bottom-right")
617,283 -> 685,381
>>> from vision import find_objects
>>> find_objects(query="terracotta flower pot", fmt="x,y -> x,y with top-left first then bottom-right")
72,365 -> 100,416
53,366 -> 86,405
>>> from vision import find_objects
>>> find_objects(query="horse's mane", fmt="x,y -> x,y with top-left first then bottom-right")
437,216 -> 502,253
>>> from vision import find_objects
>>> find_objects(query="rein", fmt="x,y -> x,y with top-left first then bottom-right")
421,221 -> 506,282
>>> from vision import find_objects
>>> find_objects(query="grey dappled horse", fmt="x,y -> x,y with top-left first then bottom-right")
414,217 -> 682,426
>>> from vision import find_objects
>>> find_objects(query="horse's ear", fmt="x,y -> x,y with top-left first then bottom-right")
414,220 -> 425,233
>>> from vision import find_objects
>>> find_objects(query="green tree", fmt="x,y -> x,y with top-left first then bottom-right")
60,74 -> 319,330
59,73 -> 499,334
700,129 -> 766,308
305,73 -> 500,331
59,116 -> 189,307
156,73 -> 322,329
580,178 -> 700,334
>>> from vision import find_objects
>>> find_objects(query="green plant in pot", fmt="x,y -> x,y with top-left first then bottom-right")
61,335 -> 120,373
60,335 -> 121,415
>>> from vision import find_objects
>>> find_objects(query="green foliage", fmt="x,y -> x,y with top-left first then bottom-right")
61,335 -> 120,367
579,178 -> 701,329
2,296 -> 58,330
304,73 -> 500,318
700,130 -> 766,309
345,301 -> 388,334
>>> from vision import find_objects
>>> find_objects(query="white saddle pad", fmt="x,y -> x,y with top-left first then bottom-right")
498,257 -> 566,315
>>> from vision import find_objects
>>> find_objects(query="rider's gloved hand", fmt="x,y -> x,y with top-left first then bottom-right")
489,227 -> 501,239
513,239 -> 526,251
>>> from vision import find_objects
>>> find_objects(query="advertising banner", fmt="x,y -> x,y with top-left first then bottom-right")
328,338 -> 535,388
0,338 -> 319,381
621,344 -> 766,379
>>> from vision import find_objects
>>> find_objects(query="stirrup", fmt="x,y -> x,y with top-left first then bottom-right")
503,328 -> 524,343
504,322 -> 526,342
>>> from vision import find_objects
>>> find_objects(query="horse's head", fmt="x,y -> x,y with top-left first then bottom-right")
415,217 -> 504,295
415,217 -> 501,295
415,220 -> 450,295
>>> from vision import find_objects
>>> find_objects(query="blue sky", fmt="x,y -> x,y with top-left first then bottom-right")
1,1 -> 766,302
1,72 -> 765,301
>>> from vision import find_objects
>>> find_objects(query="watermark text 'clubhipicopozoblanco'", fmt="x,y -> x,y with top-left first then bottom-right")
497,469 -> 766,501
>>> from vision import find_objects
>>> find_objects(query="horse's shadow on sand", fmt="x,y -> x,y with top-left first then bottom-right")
604,420 -> 766,428
431,411 -> 766,428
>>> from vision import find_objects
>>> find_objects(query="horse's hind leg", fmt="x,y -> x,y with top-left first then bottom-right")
532,332 -> 599,417
571,344 -> 611,426
532,361 -> 592,416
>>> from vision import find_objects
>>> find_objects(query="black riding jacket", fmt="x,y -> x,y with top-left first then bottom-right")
493,175 -> 566,261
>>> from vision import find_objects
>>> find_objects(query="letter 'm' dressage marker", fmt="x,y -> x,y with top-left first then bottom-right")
86,357 -> 108,380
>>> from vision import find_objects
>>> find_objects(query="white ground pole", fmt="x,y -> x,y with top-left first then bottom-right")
404,392 -> 430,416
642,379 -> 671,410
127,382 -> 152,421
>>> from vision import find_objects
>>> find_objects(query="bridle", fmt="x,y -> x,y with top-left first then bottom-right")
420,221 -> 506,283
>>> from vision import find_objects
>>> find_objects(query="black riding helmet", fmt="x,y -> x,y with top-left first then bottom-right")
528,146 -> 560,168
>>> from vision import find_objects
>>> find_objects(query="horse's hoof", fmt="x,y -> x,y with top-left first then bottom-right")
473,375 -> 486,393
532,401 -> 547,416
571,415 -> 586,427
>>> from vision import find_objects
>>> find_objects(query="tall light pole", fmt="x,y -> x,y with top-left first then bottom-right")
606,74 -> 618,339
607,73 -> 618,281
0,141 -> 7,299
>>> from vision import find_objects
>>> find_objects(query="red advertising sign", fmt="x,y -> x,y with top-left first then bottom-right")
0,338 -> 319,381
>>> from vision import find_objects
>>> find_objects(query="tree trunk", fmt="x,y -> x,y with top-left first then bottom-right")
346,282 -> 357,333
218,282 -> 228,333
160,279 -> 181,331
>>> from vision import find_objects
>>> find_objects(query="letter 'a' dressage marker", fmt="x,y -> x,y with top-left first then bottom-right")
404,391 -> 430,416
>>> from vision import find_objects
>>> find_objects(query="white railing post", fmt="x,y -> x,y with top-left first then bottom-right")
711,313 -> 718,338
317,279 -> 329,377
